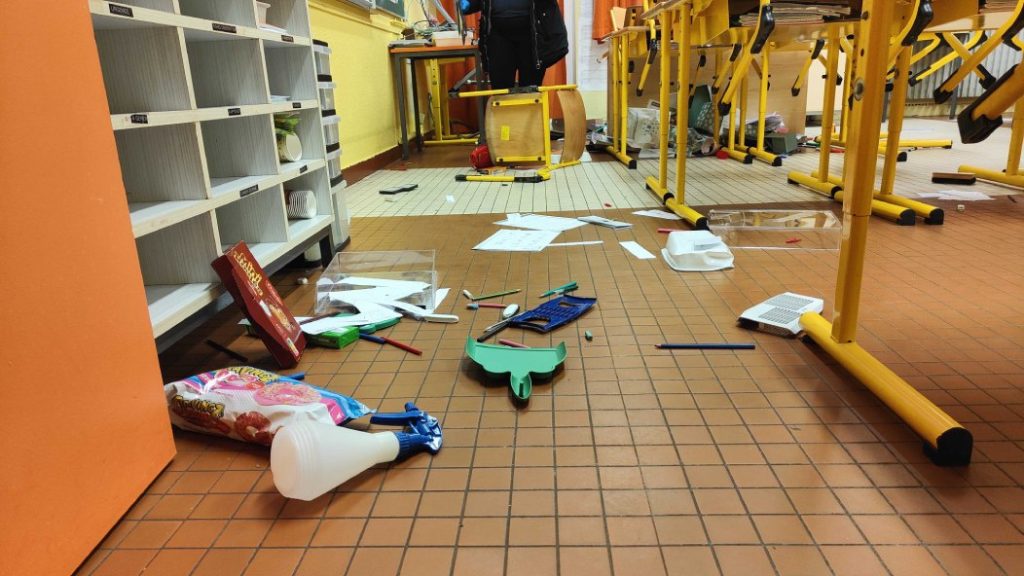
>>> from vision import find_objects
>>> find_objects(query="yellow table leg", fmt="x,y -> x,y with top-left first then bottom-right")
747,43 -> 781,166
666,2 -> 706,229
644,10 -> 672,199
801,0 -> 971,467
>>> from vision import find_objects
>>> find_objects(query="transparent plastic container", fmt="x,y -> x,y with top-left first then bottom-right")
707,209 -> 841,250
315,250 -> 437,314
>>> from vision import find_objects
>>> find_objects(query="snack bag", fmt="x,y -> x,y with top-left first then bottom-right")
165,367 -> 372,446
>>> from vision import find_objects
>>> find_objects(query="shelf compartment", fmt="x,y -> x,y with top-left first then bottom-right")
179,0 -> 257,27
215,184 -> 290,265
109,0 -> 177,11
93,26 -> 194,114
136,213 -> 223,336
265,44 -> 317,103
114,123 -> 210,237
186,37 -> 269,108
201,114 -> 278,200
261,0 -> 311,37
313,40 -> 331,75
275,107 -> 325,172
283,166 -> 331,221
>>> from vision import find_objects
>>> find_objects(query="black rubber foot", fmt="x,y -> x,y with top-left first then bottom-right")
628,159 -> 637,169
787,178 -> 798,185
771,157 -> 783,167
924,427 -> 973,466
896,209 -> 916,226
743,155 -> 754,165
934,88 -> 953,104
694,217 -> 709,230
455,174 -> 468,181
925,209 -> 944,225
718,102 -> 732,116
897,151 -> 908,162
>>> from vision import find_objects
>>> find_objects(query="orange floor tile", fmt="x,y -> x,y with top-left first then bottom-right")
79,171 -> 1024,575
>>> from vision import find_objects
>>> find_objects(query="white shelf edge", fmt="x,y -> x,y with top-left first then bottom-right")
147,283 -> 222,337
90,1 -> 313,46
111,100 -> 318,131
209,159 -> 326,208
288,214 -> 333,243
130,199 -> 212,238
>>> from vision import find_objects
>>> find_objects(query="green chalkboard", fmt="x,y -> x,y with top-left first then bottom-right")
375,0 -> 405,18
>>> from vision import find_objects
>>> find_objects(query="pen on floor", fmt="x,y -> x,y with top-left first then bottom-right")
656,343 -> 756,350
360,332 -> 422,355
204,339 -> 249,363
472,288 -> 521,301
539,281 -> 577,298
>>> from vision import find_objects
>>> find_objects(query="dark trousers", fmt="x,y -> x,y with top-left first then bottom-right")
486,16 -> 547,90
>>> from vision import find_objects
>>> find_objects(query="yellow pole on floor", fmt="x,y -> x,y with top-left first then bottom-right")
644,4 -> 673,198
800,0 -> 972,467
874,45 -> 944,224
665,1 -> 706,228
748,42 -> 780,166
787,27 -> 840,196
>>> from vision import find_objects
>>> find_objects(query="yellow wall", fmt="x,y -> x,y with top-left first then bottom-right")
309,0 -> 409,168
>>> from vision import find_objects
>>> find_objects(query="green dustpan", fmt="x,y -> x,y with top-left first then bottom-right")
465,337 -> 567,401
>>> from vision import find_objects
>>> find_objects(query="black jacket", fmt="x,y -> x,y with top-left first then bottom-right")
463,0 -> 569,71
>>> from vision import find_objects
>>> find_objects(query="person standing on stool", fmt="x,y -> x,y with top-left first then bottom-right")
459,0 -> 568,90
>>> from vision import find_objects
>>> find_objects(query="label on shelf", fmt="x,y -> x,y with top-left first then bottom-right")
299,164 -> 308,174
240,184 -> 259,197
292,102 -> 302,109
282,35 -> 295,43
108,3 -> 133,17
212,22 -> 237,33
228,107 -> 241,116
130,114 -> 148,125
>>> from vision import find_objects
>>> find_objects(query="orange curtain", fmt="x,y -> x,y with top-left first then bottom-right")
592,0 -> 642,40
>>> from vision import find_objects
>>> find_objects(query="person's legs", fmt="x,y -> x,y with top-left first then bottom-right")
515,40 -> 546,88
485,24 -> 517,90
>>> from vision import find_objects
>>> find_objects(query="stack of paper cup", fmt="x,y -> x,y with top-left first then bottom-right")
285,189 -> 317,219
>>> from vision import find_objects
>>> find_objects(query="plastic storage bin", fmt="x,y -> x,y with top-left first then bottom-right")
707,209 -> 842,250
313,40 -> 331,79
322,115 -> 340,152
318,82 -> 336,112
326,148 -> 343,187
315,250 -> 437,314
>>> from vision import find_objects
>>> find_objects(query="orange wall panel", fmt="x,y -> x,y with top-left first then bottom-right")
0,3 -> 176,576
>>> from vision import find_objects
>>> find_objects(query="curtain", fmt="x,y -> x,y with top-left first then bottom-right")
592,0 -> 643,41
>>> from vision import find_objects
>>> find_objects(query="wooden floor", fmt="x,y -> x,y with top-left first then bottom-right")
77,122 -> 1024,576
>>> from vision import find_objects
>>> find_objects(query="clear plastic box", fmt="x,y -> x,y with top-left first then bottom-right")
315,250 -> 437,314
707,209 -> 842,250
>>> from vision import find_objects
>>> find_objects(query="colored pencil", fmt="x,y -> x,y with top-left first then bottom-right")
656,343 -> 756,350
498,339 -> 529,348
378,335 -> 423,355
471,288 -> 521,301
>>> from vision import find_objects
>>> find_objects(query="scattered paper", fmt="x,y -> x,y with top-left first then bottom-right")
633,209 -> 682,220
579,215 -> 632,229
299,302 -> 402,334
431,288 -> 450,312
473,229 -> 561,252
620,241 -> 656,259
496,213 -> 589,232
548,240 -> 604,247
916,190 -> 993,201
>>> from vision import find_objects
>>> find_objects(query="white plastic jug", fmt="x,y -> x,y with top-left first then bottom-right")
271,422 -> 398,501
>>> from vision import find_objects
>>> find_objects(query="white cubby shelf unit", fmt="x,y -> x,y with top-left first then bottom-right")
90,0 -> 336,340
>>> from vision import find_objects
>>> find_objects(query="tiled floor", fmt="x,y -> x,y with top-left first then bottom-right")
345,119 -> 1019,218
79,137 -> 1024,575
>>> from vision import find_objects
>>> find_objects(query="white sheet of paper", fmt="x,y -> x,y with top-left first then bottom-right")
473,229 -> 561,252
579,215 -> 633,229
620,240 -> 656,259
633,209 -> 682,220
495,213 -> 589,232
300,302 -> 402,335
548,240 -> 604,247
916,190 -> 993,201
431,288 -> 450,312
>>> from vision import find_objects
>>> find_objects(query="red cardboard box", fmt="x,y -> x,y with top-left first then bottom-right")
212,242 -> 305,368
